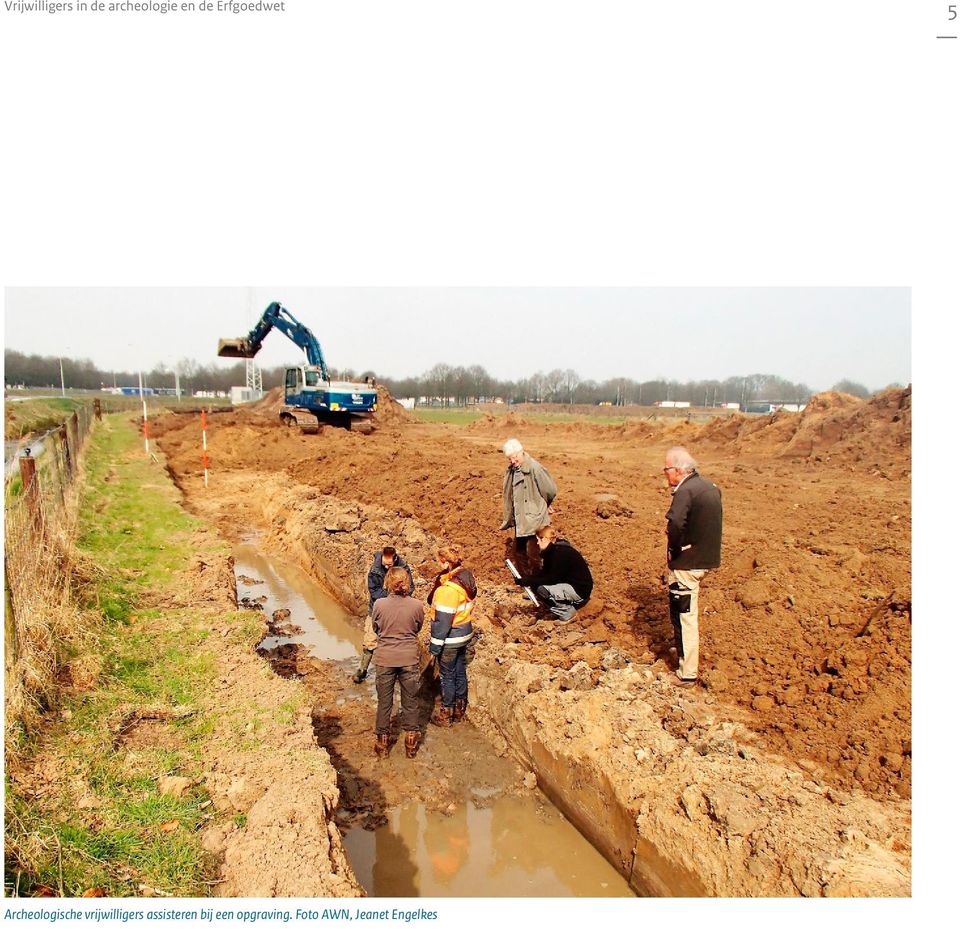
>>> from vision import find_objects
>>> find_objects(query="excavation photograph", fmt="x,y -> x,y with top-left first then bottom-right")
3,288 -> 912,901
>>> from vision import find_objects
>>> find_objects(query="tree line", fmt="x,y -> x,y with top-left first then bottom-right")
4,349 -> 891,406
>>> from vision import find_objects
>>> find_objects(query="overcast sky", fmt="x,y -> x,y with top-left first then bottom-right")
3,287 -> 910,391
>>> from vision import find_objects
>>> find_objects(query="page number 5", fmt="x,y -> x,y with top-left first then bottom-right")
951,5 -> 958,20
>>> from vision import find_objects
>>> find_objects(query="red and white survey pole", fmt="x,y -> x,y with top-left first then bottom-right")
139,371 -> 149,454
201,410 -> 209,488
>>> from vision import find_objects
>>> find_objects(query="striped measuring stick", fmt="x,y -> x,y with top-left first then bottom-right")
201,410 -> 209,488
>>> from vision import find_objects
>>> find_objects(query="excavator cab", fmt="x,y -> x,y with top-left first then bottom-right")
285,367 -> 304,398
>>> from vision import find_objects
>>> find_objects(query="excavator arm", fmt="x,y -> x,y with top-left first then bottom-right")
217,301 -> 330,381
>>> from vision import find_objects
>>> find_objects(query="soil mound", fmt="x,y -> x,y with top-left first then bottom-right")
694,388 -> 911,470
371,382 -> 414,426
468,410 -> 531,432
778,387 -> 911,465
247,386 -> 284,415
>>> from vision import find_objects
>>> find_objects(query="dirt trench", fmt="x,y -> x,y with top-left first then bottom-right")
152,394 -> 911,896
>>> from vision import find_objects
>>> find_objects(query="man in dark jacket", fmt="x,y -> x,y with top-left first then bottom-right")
353,546 -> 415,683
663,446 -> 722,686
516,526 -> 593,622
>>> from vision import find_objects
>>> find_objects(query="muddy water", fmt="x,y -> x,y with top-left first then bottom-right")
234,543 -> 361,661
233,543 -> 635,898
342,796 -> 631,897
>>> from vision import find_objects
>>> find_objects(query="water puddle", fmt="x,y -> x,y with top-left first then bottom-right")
232,541 -> 635,898
342,798 -> 632,897
233,542 -> 361,662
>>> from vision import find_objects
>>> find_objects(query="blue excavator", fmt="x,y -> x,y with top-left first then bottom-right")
217,301 -> 378,432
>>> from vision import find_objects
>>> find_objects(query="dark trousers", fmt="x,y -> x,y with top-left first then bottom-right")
507,535 -> 541,576
438,645 -> 468,709
375,664 -> 420,733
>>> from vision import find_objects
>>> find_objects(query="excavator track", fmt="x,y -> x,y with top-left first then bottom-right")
279,408 -> 320,434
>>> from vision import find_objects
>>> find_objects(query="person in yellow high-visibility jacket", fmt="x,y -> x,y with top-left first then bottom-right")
427,545 -> 477,726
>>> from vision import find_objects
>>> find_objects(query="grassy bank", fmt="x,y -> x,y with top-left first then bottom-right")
4,397 -> 86,441
4,415 -> 255,897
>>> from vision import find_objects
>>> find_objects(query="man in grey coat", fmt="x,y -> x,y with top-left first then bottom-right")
500,438 -> 557,576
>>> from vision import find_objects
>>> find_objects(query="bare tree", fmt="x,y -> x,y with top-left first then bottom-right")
562,368 -> 581,404
543,368 -> 565,402
529,370 -> 546,403
425,363 -> 453,406
467,364 -> 492,402
831,378 -> 870,399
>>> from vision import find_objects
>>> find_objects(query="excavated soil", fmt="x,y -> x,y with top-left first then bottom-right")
151,387 -> 912,896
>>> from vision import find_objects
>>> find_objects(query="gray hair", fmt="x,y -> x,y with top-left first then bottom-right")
503,438 -> 523,456
665,446 -> 697,473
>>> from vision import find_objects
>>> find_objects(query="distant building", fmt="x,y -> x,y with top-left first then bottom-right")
230,386 -> 262,405
654,400 -> 691,408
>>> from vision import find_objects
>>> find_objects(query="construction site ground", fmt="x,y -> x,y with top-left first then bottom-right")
151,386 -> 912,897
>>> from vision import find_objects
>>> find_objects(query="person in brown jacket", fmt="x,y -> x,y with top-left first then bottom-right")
371,566 -> 425,758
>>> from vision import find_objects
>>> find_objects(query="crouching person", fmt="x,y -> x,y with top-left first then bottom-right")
516,526 -> 593,622
372,567 -> 424,758
427,545 -> 477,727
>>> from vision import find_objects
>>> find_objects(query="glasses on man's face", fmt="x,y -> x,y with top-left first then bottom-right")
663,467 -> 677,474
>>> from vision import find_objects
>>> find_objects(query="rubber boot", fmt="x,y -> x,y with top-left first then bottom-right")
404,730 -> 420,758
353,648 -> 374,684
431,705 -> 454,728
374,733 -> 391,758
452,699 -> 467,723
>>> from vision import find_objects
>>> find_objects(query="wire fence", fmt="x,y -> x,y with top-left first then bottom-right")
4,402 -> 99,746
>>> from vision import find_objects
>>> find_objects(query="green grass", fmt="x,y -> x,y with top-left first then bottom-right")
412,406 -> 632,426
76,418 -> 196,622
4,415 -> 224,897
3,397 -> 85,440
523,411 -> 630,425
412,408 -> 484,425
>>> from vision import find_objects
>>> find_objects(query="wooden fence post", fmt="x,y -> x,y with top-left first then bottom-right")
68,412 -> 79,459
18,454 -> 43,535
59,425 -> 72,477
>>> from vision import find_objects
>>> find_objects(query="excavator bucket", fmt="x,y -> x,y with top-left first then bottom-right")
217,338 -> 256,358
